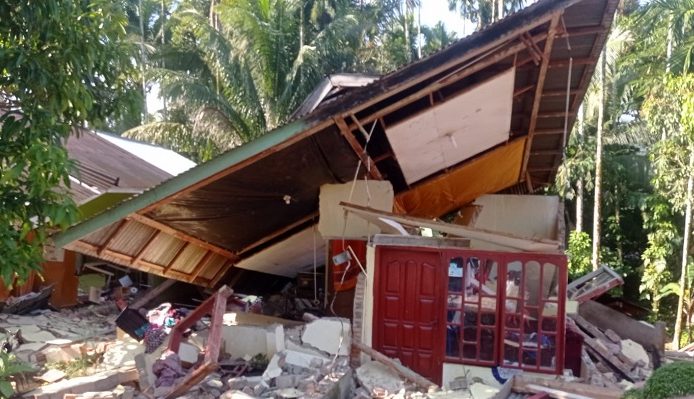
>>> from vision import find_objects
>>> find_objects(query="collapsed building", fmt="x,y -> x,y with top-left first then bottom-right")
5,0 -> 677,397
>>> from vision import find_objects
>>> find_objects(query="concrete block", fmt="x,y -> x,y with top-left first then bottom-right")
266,324 -> 285,354
38,369 -> 66,383
301,318 -> 351,356
621,339 -> 650,367
604,329 -> 621,343
223,324 -> 284,359
178,342 -> 201,366
262,353 -> 284,379
275,374 -> 297,389
284,349 -> 328,369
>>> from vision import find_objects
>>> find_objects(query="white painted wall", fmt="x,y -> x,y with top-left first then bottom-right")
318,181 -> 394,239
468,195 -> 561,251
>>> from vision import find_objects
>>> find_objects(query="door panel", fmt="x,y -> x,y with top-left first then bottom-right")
374,247 -> 444,384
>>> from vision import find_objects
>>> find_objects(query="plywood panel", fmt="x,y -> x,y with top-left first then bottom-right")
386,68 -> 515,184
236,226 -> 325,277
394,138 -> 526,218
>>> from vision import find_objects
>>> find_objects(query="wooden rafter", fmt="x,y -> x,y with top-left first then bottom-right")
70,240 -> 203,284
98,220 -> 128,256
333,117 -> 383,180
134,230 -> 160,263
520,33 -> 544,65
534,128 -> 566,135
210,261 -> 231,287
164,242 -> 190,273
514,84 -> 535,97
129,213 -> 237,261
543,88 -> 579,97
520,13 -> 561,180
237,212 -> 319,256
190,250 -> 215,282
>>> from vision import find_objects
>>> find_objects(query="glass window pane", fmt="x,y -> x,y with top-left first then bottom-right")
446,325 -> 460,357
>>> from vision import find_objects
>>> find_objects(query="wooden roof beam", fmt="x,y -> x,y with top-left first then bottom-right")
334,117 -> 383,180
190,250 -> 215,283
129,213 -> 238,261
520,14 -> 562,180
70,240 -> 203,285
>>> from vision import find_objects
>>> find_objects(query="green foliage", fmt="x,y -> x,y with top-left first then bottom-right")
0,0 -> 137,282
0,351 -> 34,398
624,362 -> 694,399
567,231 -> 593,280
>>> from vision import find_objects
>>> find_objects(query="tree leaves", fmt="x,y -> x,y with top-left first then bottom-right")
0,0 -> 136,282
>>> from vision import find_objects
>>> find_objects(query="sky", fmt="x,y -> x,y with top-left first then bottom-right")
419,0 -> 475,36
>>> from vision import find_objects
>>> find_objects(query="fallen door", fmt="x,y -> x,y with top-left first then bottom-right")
373,246 -> 445,384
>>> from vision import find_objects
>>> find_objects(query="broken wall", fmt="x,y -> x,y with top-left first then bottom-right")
465,195 -> 563,251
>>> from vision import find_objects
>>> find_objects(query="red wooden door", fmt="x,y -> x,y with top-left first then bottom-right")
373,246 -> 445,384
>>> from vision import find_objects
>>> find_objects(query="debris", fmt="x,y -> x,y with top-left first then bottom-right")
470,382 -> 500,399
160,285 -> 232,399
353,340 -> 438,390
177,342 -> 201,366
36,369 -> 66,383
512,375 -> 623,399
620,339 -> 650,367
301,317 -> 351,356
26,367 -> 138,399
152,352 -> 185,387
355,360 -> 406,396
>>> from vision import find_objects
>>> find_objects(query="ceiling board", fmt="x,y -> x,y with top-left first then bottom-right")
236,226 -> 325,277
385,68 -> 515,184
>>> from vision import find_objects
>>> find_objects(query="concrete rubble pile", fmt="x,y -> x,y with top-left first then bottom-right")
569,314 -> 654,391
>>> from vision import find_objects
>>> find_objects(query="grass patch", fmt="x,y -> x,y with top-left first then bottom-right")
623,362 -> 694,399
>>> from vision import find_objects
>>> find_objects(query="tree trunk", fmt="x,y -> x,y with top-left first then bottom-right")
416,5 -> 422,59
403,1 -> 411,62
674,148 -> 694,349
139,0 -> 148,124
161,0 -> 167,119
591,49 -> 606,271
576,104 -> 585,233
497,0 -> 504,22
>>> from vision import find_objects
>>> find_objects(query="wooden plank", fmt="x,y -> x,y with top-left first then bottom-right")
512,375 -> 622,399
353,340 -> 438,390
130,213 -> 237,261
333,117 -> 382,180
131,279 -> 177,309
514,84 -> 536,97
543,89 -> 580,97
571,314 -> 610,342
520,14 -> 561,180
341,202 -> 561,252
237,212 -> 319,256
97,220 -> 128,256
531,149 -> 563,156
164,286 -> 232,399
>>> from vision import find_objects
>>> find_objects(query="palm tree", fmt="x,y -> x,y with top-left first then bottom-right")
124,0 -> 372,162
447,0 -> 525,31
